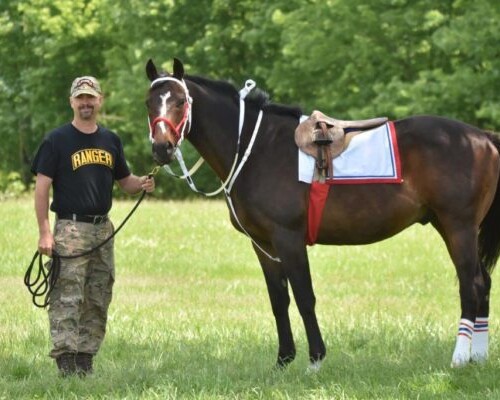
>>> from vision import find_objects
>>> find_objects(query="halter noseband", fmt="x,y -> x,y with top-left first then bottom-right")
149,76 -> 192,145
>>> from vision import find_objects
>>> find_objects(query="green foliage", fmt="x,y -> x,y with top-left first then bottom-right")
1,0 -> 499,198
0,171 -> 29,199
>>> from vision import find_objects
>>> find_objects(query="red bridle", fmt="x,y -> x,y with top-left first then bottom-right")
149,101 -> 190,144
148,76 -> 192,145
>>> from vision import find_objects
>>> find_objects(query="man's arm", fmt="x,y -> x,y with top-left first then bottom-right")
35,173 -> 54,256
117,174 -> 155,195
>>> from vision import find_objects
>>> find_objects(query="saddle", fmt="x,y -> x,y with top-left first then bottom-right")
295,110 -> 388,182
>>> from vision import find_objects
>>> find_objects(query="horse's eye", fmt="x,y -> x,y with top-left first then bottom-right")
145,98 -> 159,107
176,99 -> 185,108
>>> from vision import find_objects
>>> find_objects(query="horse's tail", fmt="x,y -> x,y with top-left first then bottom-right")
479,130 -> 500,274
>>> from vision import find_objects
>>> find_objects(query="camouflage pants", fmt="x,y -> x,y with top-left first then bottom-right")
48,219 -> 115,358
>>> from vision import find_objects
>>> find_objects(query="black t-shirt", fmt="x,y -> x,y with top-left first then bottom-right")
31,123 -> 131,215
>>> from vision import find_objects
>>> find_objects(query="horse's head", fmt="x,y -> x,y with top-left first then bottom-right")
145,58 -> 192,165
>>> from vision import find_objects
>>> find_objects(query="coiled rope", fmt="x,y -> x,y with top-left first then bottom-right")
24,169 -> 158,308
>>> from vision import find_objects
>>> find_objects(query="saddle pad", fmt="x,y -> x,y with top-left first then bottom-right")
298,121 -> 402,184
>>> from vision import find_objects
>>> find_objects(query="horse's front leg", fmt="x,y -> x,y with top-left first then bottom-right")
272,227 -> 326,370
253,243 -> 296,368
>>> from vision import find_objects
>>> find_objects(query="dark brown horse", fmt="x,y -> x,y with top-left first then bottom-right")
145,58 -> 500,370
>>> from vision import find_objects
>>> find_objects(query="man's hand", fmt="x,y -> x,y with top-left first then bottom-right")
38,231 -> 55,257
141,176 -> 155,193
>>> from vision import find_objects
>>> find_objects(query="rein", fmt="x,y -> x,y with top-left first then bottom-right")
154,79 -> 280,262
24,167 -> 160,308
164,80 -> 258,197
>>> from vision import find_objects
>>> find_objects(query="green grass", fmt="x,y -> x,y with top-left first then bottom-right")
2,197 -> 500,399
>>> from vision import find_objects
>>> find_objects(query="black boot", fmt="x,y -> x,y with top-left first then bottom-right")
75,352 -> 94,376
55,353 -> 76,377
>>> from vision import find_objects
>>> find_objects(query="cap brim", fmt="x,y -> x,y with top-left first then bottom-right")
71,88 -> 100,98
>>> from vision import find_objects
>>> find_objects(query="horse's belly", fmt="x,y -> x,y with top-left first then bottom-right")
315,184 -> 426,245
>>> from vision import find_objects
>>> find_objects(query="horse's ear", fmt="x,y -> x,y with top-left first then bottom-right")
146,59 -> 159,82
173,58 -> 184,79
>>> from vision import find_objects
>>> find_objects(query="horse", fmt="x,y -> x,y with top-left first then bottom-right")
144,58 -> 500,370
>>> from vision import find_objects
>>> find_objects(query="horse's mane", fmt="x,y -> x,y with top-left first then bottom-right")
186,74 -> 303,119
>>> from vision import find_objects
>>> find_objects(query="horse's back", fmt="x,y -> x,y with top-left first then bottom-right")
317,115 -> 500,245
395,115 -> 488,149
395,115 -> 499,193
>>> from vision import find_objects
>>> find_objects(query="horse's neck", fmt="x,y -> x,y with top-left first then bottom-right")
183,80 -> 243,180
189,105 -> 242,181
186,81 -> 299,182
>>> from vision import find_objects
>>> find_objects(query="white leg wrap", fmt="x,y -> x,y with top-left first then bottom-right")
471,317 -> 489,363
451,318 -> 474,368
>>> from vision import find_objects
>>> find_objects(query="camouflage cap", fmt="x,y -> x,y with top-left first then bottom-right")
70,76 -> 102,97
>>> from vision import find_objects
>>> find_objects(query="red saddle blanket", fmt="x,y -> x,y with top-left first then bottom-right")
306,121 -> 402,245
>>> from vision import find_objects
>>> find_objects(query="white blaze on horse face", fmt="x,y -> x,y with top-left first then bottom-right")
157,92 -> 171,136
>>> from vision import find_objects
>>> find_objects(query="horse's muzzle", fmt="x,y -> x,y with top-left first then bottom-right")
152,142 -> 175,165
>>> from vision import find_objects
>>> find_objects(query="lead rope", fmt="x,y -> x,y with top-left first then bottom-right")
24,167 -> 160,308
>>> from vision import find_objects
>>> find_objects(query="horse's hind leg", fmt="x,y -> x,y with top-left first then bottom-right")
471,261 -> 491,363
253,244 -> 296,367
434,219 -> 486,367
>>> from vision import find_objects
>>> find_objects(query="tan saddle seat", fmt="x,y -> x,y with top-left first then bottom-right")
295,110 -> 388,180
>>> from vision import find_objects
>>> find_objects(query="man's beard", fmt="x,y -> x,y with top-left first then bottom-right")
78,105 -> 95,120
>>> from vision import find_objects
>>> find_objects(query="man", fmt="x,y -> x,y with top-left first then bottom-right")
31,76 -> 155,377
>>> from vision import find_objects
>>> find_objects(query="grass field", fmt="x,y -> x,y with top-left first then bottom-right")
2,197 -> 500,399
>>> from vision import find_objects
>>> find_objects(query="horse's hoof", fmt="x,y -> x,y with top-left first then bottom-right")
450,356 -> 470,368
306,359 -> 323,374
275,353 -> 295,369
273,362 -> 286,372
471,353 -> 488,364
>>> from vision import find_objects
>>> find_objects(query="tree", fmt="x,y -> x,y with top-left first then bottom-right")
1,0 -> 499,197
0,0 -> 110,184
265,0 -> 499,129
